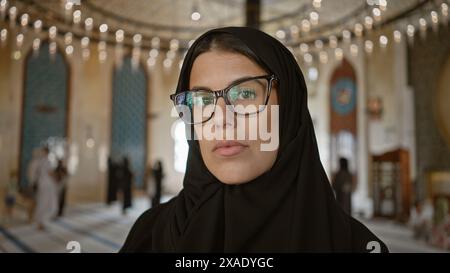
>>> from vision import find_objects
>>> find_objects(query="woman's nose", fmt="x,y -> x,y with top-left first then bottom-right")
213,97 -> 234,129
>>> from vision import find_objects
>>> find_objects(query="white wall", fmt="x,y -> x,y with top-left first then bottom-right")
366,28 -> 417,179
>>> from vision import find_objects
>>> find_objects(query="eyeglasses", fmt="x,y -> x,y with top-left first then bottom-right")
170,75 -> 278,125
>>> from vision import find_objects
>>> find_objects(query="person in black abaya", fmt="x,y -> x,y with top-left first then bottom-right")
106,157 -> 118,205
120,27 -> 388,252
151,160 -> 164,208
332,157 -> 354,215
54,159 -> 68,217
120,157 -> 133,214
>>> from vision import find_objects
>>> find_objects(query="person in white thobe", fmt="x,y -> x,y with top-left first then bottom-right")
32,147 -> 58,230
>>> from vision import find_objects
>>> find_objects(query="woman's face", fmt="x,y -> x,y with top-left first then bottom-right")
189,50 -> 279,184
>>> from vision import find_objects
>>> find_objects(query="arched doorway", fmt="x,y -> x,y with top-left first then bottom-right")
19,43 -> 69,188
329,58 -> 358,191
110,57 -> 148,188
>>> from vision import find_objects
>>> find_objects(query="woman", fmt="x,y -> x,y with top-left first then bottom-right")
32,147 -> 58,230
332,157 -> 353,214
54,159 -> 69,217
120,27 -> 388,252
151,160 -> 165,208
118,157 -> 134,214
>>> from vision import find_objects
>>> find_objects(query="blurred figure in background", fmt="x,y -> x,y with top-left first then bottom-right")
430,197 -> 450,250
409,199 -> 433,241
32,146 -> 58,230
117,157 -> 133,215
26,147 -> 44,222
332,157 -> 353,215
151,160 -> 164,208
106,157 -> 118,205
3,170 -> 18,225
54,159 -> 69,218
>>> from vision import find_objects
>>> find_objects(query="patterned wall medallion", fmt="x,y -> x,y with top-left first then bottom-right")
331,78 -> 356,116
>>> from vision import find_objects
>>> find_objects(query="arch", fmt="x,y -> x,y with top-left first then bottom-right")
329,58 -> 358,175
110,57 -> 148,188
19,42 -> 70,188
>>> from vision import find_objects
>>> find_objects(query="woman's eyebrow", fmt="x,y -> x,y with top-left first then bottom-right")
190,75 -> 261,91
228,75 -> 260,86
190,85 -> 212,91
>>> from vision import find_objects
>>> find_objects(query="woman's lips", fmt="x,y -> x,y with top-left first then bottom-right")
213,141 -> 249,157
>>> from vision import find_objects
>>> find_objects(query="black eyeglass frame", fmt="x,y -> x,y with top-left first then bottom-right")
169,74 -> 278,125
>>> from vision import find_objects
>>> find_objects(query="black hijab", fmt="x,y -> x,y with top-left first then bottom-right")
120,27 -> 388,253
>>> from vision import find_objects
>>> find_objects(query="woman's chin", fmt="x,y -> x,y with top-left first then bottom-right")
213,168 -> 259,185
218,178 -> 247,185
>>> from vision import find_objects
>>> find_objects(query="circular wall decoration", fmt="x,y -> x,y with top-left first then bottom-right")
331,78 -> 356,115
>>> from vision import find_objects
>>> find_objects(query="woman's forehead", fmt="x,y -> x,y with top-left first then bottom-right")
188,51 -> 266,90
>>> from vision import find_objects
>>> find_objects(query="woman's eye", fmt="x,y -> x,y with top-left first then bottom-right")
194,95 -> 214,106
238,89 -> 257,100
229,88 -> 257,101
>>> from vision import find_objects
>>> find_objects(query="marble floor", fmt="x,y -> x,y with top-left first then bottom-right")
0,197 -> 447,253
0,197 -> 157,253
